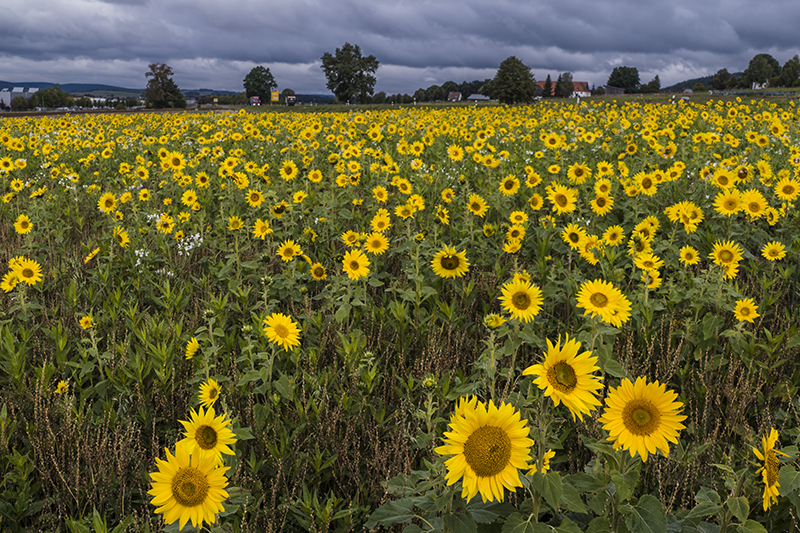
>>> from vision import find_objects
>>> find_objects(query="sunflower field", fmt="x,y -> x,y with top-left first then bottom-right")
2,98 -> 800,532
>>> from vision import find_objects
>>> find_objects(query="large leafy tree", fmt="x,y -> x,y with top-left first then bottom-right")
554,72 -> 574,98
780,55 -> 800,87
320,43 -> 379,104
243,66 -> 277,103
743,53 -> 781,87
144,63 -> 186,109
493,56 -> 536,104
607,66 -> 640,93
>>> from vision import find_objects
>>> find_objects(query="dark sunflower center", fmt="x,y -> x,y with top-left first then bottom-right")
621,399 -> 660,436
596,197 -> 607,207
642,178 -> 652,189
749,202 -> 761,212
463,426 -> 512,477
313,267 -> 324,277
171,467 -> 210,507
349,260 -> 360,271
719,250 -> 734,263
470,202 -> 480,211
209,388 -> 218,399
441,255 -> 460,271
575,168 -> 584,177
504,180 -> 514,190
511,291 -> 531,310
783,185 -> 795,195
569,232 -> 580,243
589,292 -> 608,308
555,194 -> 568,207
740,307 -> 750,316
22,268 -> 34,278
738,169 -> 748,179
274,205 -> 285,214
547,361 -> 577,393
766,450 -> 780,486
195,424 -> 218,450
724,200 -> 736,209
718,176 -> 729,185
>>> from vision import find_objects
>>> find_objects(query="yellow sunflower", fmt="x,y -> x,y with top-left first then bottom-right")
431,245 -> 470,279
575,279 -> 632,328
12,257 -> 43,286
148,442 -> 229,531
733,298 -> 759,323
709,239 -> 743,268
498,278 -> 543,323
199,379 -> 221,409
562,223 -> 587,250
79,316 -> 93,330
761,241 -> 786,261
522,334 -> 603,420
252,218 -> 273,240
185,337 -> 200,359
97,192 -> 117,214
364,232 -> 389,255
310,262 -> 327,281
753,428 -> 788,511
467,194 -> 488,217
713,189 -> 741,217
276,240 -> 302,262
548,184 -> 578,215
602,225 -> 625,247
774,177 -> 800,202
179,406 -> 237,463
499,175 -> 520,196
589,194 -> 613,216
435,398 -> 533,503
342,249 -> 370,280
598,376 -> 686,462
679,246 -> 700,266
14,214 -> 33,235
263,312 -> 302,351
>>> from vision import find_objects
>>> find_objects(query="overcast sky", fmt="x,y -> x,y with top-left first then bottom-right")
2,0 -> 800,95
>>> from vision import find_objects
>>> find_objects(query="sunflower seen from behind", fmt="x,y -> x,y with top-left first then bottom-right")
498,278 -> 543,323
598,376 -> 686,462
522,334 -> 602,421
435,398 -> 533,503
431,245 -> 470,279
753,428 -> 788,510
148,441 -> 229,531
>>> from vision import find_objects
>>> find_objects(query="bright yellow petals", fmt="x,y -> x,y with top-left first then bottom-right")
342,249 -> 370,280
733,297 -> 760,323
575,279 -> 631,328
498,278 -> 543,323
263,312 -> 302,351
431,245 -> 470,279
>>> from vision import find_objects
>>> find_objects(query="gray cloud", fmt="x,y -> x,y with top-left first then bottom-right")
2,0 -> 800,94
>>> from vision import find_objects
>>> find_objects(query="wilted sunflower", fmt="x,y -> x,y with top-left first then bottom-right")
753,428 -> 788,511
598,376 -> 686,462
522,334 -> 602,421
733,297 -> 760,323
179,406 -> 237,463
199,379 -> 221,409
263,312 -> 302,351
575,279 -> 631,328
435,398 -> 533,503
498,278 -> 543,323
342,249 -> 370,280
431,245 -> 470,279
148,442 -> 229,531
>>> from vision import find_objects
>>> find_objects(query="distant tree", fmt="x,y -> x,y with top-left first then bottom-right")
693,83 -> 707,93
542,75 -> 553,97
478,79 -> 496,99
592,85 -> 605,96
607,66 -> 640,93
144,63 -> 186,109
11,97 -> 28,111
426,85 -> 445,101
0,100 -> 10,111
30,85 -> 72,108
243,66 -> 277,104
641,75 -> 661,94
75,96 -> 93,108
458,79 -> 491,98
780,55 -> 800,87
712,69 -> 732,90
372,91 -> 386,104
743,53 -> 781,87
399,94 -> 413,104
441,81 -> 459,95
320,42 -> 379,104
413,89 -> 426,102
125,97 -> 139,108
493,56 -> 536,104
555,72 -> 574,97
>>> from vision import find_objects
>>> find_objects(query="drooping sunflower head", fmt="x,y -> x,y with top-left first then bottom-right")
198,378 -> 221,409
753,428 -> 788,511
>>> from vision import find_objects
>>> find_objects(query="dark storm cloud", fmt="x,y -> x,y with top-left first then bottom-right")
2,0 -> 800,93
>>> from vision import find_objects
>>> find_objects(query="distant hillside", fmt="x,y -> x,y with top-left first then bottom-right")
664,72 -> 744,92
0,80 -> 242,98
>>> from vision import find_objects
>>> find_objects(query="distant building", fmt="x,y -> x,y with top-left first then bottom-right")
0,87 -> 39,107
536,81 -> 591,97
604,85 -> 625,95
447,91 -> 462,102
466,94 -> 490,101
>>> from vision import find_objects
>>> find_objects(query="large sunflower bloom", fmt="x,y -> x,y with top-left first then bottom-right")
435,398 -> 533,503
548,184 -> 578,215
522,334 -> 602,421
179,406 -> 237,463
12,257 -> 43,286
753,428 -> 788,510
148,442 -> 229,530
342,249 -> 370,280
575,279 -> 632,327
498,278 -> 543,323
431,245 -> 470,279
598,377 -> 686,462
198,379 -> 221,409
262,312 -> 302,351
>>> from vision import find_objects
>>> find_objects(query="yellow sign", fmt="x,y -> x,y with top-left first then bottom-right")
271,89 -> 279,102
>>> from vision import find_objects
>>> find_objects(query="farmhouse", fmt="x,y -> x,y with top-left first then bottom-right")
447,91 -> 462,102
536,81 -> 591,98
